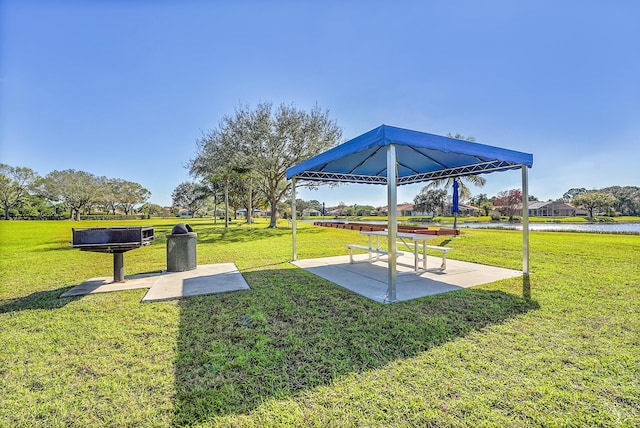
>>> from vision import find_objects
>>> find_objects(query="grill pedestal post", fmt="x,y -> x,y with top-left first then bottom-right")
114,252 -> 125,282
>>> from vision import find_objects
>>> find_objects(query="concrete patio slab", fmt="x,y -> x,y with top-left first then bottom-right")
60,273 -> 161,297
141,263 -> 249,302
60,263 -> 250,301
292,254 -> 522,303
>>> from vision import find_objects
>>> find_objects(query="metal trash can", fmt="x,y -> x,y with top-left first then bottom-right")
166,223 -> 197,272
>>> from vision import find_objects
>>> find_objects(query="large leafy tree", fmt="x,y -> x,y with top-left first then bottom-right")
103,178 -> 122,215
290,199 -> 323,214
117,181 -> 151,215
22,194 -> 55,217
190,102 -> 341,228
140,203 -> 164,217
413,188 -> 447,215
562,188 -> 587,202
572,192 -> 617,217
600,185 -> 640,216
38,169 -> 105,220
0,164 -> 38,220
171,181 -> 210,218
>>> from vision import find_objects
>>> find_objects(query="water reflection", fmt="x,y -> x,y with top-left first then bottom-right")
462,222 -> 640,234
305,219 -> 640,234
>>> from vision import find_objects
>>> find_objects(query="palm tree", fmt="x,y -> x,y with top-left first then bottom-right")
424,175 -> 486,229
424,134 -> 487,230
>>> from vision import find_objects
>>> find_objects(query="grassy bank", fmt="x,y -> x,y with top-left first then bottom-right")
0,219 -> 638,426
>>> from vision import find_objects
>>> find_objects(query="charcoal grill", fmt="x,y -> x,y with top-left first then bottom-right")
72,226 -> 155,282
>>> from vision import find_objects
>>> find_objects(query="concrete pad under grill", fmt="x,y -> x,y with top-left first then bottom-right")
60,273 -> 161,297
141,263 -> 249,302
60,263 -> 250,301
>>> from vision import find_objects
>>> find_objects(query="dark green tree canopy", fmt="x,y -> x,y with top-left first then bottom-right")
562,188 -> 587,202
0,164 -> 38,220
171,182 -> 211,217
572,191 -> 617,217
413,188 -> 447,215
189,102 -> 341,227
38,169 -> 106,221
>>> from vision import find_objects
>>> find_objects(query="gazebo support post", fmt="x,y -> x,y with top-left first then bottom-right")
291,177 -> 297,261
386,144 -> 398,303
522,165 -> 529,274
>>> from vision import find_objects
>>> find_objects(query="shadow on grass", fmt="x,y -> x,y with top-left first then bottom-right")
523,274 -> 531,300
195,225 -> 323,245
0,287 -> 76,313
173,267 -> 539,424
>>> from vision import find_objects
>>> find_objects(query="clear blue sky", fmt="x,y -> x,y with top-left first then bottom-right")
2,0 -> 638,208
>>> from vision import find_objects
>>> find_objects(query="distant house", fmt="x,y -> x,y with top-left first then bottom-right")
380,203 -> 435,217
209,208 -> 231,218
378,205 -> 400,216
445,203 -> 480,216
236,208 -> 263,217
303,209 -> 321,216
517,201 -> 576,217
379,203 -> 479,217
327,206 -> 347,216
380,204 -> 415,216
179,210 -> 192,218
397,203 -> 414,216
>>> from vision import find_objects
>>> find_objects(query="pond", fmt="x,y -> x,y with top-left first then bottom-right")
461,222 -> 640,234
305,219 -> 640,234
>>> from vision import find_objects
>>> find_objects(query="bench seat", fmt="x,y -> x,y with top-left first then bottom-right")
345,244 -> 403,264
424,245 -> 453,270
395,242 -> 453,270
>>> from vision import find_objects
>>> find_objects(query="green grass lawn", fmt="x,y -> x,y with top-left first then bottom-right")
1,219 -> 638,427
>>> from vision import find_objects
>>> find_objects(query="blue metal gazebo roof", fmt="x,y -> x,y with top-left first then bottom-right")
286,124 -> 533,184
287,124 -> 533,303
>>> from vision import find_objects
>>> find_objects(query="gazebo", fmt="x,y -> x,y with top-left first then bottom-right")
286,125 -> 533,303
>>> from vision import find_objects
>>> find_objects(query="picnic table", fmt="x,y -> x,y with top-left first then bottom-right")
350,230 -> 453,272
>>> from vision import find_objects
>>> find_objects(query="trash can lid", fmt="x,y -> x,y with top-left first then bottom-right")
171,223 -> 194,234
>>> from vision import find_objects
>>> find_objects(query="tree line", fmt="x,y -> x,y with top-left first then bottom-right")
561,186 -> 640,216
413,186 -> 640,219
0,165 -> 152,220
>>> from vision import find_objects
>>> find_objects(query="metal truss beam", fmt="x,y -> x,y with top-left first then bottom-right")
294,160 -> 521,186
398,160 -> 520,185
294,171 -> 387,184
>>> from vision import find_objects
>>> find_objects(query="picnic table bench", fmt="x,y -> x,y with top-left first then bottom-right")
418,244 -> 453,270
345,244 -> 404,264
357,230 -> 454,272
